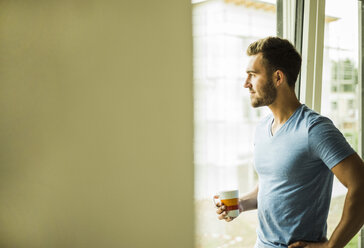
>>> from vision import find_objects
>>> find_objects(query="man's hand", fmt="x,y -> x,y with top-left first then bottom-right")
288,241 -> 329,248
214,196 -> 237,222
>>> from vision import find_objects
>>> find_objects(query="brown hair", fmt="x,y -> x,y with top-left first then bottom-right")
247,37 -> 302,88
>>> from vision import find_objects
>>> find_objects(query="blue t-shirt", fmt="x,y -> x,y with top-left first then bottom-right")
254,104 -> 355,247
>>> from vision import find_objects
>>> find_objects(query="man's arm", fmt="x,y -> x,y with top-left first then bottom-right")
327,153 -> 364,248
215,184 -> 259,222
239,184 -> 258,212
289,153 -> 364,248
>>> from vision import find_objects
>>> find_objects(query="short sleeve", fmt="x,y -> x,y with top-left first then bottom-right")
308,117 -> 355,169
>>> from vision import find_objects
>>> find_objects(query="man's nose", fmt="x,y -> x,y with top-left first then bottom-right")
244,79 -> 251,88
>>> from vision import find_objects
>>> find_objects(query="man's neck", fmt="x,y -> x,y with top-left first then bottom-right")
268,88 -> 301,126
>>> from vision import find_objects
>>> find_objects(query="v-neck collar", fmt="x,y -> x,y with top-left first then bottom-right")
268,104 -> 303,138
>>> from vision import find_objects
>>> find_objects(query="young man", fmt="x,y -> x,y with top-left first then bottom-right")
215,37 -> 364,248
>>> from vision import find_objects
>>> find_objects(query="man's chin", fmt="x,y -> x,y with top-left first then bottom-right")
251,101 -> 263,108
251,98 -> 274,108
250,96 -> 262,108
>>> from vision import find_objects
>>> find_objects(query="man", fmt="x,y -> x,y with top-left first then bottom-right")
215,37 -> 364,248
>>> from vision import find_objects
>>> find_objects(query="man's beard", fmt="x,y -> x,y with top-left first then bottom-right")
251,78 -> 277,108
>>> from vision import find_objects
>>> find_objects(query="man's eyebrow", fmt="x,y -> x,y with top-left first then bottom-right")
246,70 -> 257,73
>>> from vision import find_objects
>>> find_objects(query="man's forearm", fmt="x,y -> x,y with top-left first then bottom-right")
239,184 -> 258,212
328,187 -> 364,248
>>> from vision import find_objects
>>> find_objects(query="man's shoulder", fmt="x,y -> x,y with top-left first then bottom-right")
298,105 -> 333,129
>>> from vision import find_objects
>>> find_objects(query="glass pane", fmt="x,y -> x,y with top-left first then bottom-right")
322,0 -> 359,244
192,0 -> 276,247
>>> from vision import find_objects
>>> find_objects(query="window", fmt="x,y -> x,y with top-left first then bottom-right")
322,0 -> 359,152
193,0 -> 362,246
322,0 -> 360,244
193,0 -> 276,247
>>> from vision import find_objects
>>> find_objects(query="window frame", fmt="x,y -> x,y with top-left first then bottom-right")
299,0 -> 326,113
358,0 -> 364,245
278,0 -> 304,99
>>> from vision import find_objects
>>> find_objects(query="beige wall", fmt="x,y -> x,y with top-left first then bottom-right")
0,1 -> 194,247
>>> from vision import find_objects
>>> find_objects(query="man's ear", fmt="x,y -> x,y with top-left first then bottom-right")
275,70 -> 285,87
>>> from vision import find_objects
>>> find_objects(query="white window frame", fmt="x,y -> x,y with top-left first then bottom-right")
281,0 -> 296,43
299,0 -> 326,113
359,0 -> 364,175
358,0 -> 364,246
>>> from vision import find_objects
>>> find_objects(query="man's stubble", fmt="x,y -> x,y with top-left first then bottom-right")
251,77 -> 277,108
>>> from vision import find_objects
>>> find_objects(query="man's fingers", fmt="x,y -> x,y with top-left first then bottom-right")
217,211 -> 227,220
225,216 -> 234,222
217,211 -> 236,222
220,215 -> 234,222
214,202 -> 233,222
216,205 -> 226,214
288,241 -> 307,248
213,195 -> 220,207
